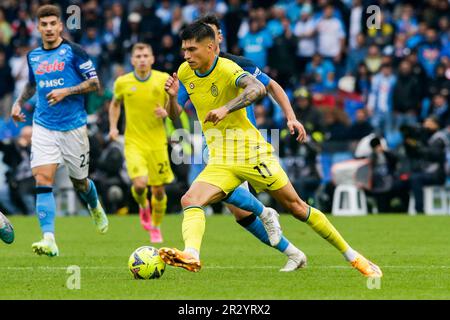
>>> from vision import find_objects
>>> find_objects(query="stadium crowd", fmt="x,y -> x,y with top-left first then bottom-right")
0,0 -> 449,215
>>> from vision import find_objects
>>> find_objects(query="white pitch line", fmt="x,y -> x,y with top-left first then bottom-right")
0,265 -> 449,271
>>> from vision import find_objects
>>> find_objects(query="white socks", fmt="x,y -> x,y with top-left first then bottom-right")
283,243 -> 302,257
259,207 -> 270,220
343,247 -> 358,262
43,232 -> 55,242
184,247 -> 200,260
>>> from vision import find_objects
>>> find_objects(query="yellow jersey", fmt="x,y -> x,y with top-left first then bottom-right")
177,56 -> 273,164
113,70 -> 169,150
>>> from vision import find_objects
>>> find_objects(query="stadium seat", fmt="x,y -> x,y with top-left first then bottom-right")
408,186 -> 448,215
332,184 -> 368,216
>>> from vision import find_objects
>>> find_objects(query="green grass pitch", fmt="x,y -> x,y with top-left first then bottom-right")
0,214 -> 449,299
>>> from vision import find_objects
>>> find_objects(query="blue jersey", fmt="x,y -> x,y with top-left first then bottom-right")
27,39 -> 98,131
177,52 -> 271,127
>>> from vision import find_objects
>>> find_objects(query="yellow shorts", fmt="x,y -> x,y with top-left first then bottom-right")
194,154 -> 289,194
125,146 -> 174,186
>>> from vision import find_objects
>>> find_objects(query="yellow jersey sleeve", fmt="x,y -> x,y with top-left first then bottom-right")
113,76 -> 124,101
221,58 -> 250,88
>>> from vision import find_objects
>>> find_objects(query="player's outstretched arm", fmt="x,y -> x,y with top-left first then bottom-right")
108,96 -> 121,141
204,75 -> 266,125
11,82 -> 36,123
46,78 -> 100,106
267,79 -> 306,142
164,73 -> 183,120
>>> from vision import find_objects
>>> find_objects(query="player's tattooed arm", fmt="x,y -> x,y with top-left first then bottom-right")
67,78 -> 101,96
15,82 -> 36,106
11,82 -> 36,123
225,75 -> 267,112
46,78 -> 101,106
204,75 -> 266,125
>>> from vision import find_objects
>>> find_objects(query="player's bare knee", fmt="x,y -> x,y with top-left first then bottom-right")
133,180 -> 147,194
181,193 -> 202,208
151,186 -> 165,200
71,178 -> 88,193
33,172 -> 54,186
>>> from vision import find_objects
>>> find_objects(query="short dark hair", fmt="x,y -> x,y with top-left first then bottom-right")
180,21 -> 215,43
36,5 -> 61,20
197,15 -> 220,31
131,42 -> 153,55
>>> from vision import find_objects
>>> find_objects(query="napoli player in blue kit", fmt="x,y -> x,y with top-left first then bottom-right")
173,15 -> 308,272
10,5 -> 108,257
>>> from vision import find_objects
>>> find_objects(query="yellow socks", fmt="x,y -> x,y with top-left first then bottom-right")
182,206 -> 206,254
131,186 -> 148,208
151,194 -> 167,228
306,207 -> 350,253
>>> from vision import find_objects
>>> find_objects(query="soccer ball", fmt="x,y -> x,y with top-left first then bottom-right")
0,211 -> 14,244
128,246 -> 166,279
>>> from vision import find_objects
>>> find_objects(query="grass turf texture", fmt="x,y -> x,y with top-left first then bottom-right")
0,214 -> 449,299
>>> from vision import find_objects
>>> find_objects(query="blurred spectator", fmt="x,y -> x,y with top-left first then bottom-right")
367,63 -> 396,135
346,33 -> 368,75
0,8 -> 13,47
365,136 -> 408,213
364,44 -> 382,74
405,21 -> 427,50
266,6 -> 284,39
268,17 -> 297,88
238,17 -> 272,69
323,108 -> 350,142
292,87 -> 324,140
168,6 -> 186,38
120,12 -> 142,70
392,59 -> 422,130
348,0 -> 364,51
406,50 -> 428,98
80,25 -> 102,68
402,116 -> 449,213
293,3 -> 315,74
354,62 -> 371,100
0,126 -> 34,215
0,50 -> 13,119
417,28 -> 442,78
11,8 -> 34,38
182,0 -> 200,24
87,86 -> 113,116
254,103 -> 274,133
223,0 -> 245,54
428,93 -> 449,128
93,137 -> 130,214
315,4 -> 345,65
111,2 -> 125,38
347,108 -> 374,141
154,34 -> 183,74
305,53 -> 336,92
428,63 -> 450,98
284,136 -> 321,206
9,42 -> 29,101
393,33 -> 411,66
140,5 -> 164,50
156,0 -> 173,26
395,3 -> 418,36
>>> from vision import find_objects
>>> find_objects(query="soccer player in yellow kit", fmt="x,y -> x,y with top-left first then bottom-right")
109,43 -> 174,243
160,22 -> 382,278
